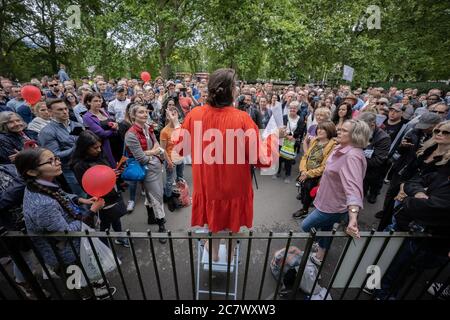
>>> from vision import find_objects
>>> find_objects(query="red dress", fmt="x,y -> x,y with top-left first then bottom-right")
180,105 -> 274,232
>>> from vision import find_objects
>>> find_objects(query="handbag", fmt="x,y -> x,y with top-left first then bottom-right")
280,139 -> 296,160
121,158 -> 147,181
121,146 -> 147,181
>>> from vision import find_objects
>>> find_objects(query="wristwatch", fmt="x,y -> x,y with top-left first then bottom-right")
349,207 -> 359,214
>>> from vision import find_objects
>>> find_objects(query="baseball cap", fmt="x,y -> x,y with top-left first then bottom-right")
415,112 -> 442,130
166,80 -> 175,88
377,97 -> 390,106
389,103 -> 405,112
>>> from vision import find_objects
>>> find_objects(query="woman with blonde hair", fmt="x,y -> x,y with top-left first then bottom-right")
301,120 -> 370,266
27,102 -> 51,133
124,104 -> 167,243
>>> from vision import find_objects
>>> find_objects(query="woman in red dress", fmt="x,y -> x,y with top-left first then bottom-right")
172,68 -> 278,261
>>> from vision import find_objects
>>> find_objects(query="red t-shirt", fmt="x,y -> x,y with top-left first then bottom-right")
179,96 -> 194,115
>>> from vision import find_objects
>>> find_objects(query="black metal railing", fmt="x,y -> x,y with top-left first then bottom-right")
0,228 -> 448,300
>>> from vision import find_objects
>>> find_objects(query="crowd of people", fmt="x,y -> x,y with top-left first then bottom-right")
0,65 -> 449,300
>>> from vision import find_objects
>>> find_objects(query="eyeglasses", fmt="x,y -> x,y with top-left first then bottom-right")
376,102 -> 387,105
433,128 -> 450,136
38,156 -> 61,167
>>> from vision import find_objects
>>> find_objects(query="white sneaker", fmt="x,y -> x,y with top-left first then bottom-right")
144,198 -> 149,206
284,178 -> 291,184
126,200 -> 135,212
94,286 -> 117,300
141,190 -> 146,196
428,282 -> 450,300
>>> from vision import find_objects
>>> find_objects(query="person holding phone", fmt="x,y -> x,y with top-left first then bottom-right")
38,99 -> 85,196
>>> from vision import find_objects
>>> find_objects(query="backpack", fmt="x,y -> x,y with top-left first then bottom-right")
270,246 -> 322,295
174,179 -> 191,207
270,246 -> 303,287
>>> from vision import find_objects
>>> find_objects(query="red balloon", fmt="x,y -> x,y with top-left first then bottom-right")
21,85 -> 41,105
140,71 -> 151,82
81,165 -> 116,198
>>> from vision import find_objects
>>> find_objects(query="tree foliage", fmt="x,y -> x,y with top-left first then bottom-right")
1,0 -> 449,84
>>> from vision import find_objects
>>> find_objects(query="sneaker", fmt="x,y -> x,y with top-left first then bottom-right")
272,174 -> 278,180
284,178 -> 291,184
114,239 -> 130,248
428,282 -> 450,300
126,200 -> 135,212
144,198 -> 150,206
375,210 -> 384,219
141,189 -> 146,196
310,253 -> 322,266
93,285 -> 117,300
292,209 -> 308,219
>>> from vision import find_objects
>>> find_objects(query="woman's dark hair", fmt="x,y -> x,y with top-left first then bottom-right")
15,147 -> 78,218
206,68 -> 236,107
332,102 -> 353,124
317,121 -> 337,139
70,130 -> 101,167
63,92 -> 78,106
267,93 -> 280,103
83,92 -> 103,109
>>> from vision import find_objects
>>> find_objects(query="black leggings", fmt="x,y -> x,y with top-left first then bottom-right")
278,157 -> 294,177
299,177 -> 320,211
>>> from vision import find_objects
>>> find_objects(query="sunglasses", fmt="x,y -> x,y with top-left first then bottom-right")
431,110 -> 447,115
49,84 -> 57,87
433,128 -> 450,136
376,102 -> 387,105
38,156 -> 61,167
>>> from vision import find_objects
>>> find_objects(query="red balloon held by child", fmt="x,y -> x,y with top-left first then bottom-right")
81,165 -> 116,197
140,71 -> 151,82
21,85 -> 42,105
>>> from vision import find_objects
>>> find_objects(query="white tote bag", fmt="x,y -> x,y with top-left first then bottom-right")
79,223 -> 117,286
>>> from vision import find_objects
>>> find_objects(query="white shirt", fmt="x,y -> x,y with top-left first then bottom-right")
108,98 -> 130,123
287,115 -> 300,134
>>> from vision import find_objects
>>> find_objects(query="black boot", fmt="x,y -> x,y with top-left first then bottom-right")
146,206 -> 157,225
167,196 -> 176,212
156,218 -> 167,244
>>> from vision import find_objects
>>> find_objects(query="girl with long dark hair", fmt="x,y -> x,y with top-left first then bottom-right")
70,130 -> 129,247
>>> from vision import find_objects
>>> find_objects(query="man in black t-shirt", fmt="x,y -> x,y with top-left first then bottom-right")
383,103 -> 409,142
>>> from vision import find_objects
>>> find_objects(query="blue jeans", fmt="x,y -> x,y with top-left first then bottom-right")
300,208 -> 348,250
164,162 -> 184,197
127,180 -> 137,202
62,169 -> 86,197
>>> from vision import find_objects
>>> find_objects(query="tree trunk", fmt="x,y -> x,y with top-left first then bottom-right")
159,45 -> 171,79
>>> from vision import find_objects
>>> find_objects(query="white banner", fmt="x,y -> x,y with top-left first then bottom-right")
342,65 -> 354,82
